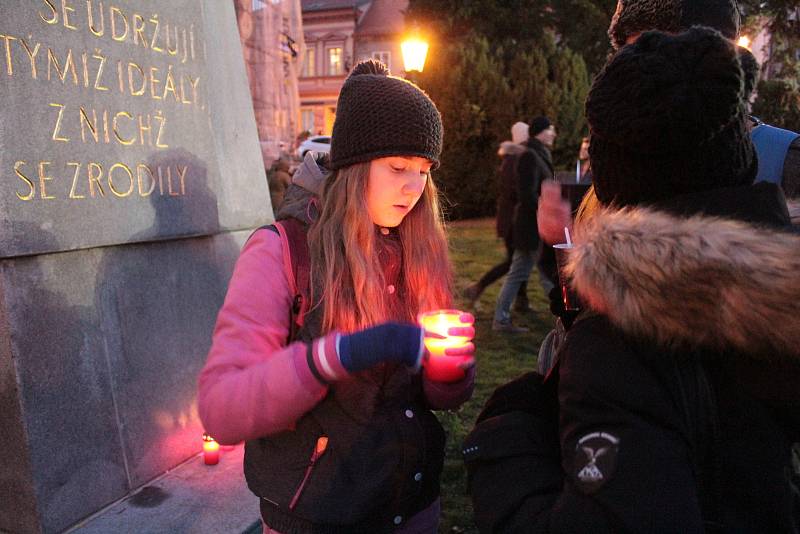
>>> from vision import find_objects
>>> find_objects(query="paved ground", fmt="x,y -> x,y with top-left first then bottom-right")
67,445 -> 261,534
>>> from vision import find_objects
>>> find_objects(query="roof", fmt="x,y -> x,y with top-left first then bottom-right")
355,0 -> 408,37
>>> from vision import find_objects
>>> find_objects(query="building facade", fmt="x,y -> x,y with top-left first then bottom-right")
298,0 -> 409,136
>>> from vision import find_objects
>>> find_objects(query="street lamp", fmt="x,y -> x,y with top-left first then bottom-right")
401,35 -> 429,73
737,35 -> 752,50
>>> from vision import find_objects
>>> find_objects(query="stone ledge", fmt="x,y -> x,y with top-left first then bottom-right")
67,445 -> 260,534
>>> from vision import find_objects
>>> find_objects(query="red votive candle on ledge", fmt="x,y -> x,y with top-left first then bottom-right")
202,433 -> 220,465
418,309 -> 473,382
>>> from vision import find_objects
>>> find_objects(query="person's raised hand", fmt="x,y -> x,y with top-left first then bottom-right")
538,180 -> 572,245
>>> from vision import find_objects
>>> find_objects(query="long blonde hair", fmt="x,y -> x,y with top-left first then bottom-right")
308,162 -> 452,333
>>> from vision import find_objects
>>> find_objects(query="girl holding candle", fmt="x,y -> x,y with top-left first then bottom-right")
199,60 -> 475,533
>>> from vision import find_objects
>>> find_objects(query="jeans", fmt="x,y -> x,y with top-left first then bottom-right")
475,235 -> 527,301
494,247 -> 538,324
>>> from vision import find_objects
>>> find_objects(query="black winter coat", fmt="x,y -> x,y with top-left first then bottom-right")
466,183 -> 800,533
512,138 -> 553,252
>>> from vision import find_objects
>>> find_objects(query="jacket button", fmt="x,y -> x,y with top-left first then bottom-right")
393,515 -> 403,525
380,227 -> 390,235
387,284 -> 395,294
404,409 -> 414,419
414,472 -> 422,482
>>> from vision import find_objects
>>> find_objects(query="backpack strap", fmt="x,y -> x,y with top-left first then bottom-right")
271,218 -> 312,342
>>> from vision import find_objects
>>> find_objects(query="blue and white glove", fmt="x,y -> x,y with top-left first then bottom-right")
307,322 -> 424,383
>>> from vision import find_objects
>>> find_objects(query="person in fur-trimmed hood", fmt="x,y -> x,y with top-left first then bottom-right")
466,28 -> 800,533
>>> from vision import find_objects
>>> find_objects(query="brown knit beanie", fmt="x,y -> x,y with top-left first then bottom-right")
329,60 -> 443,170
586,27 -> 756,208
608,0 -> 740,50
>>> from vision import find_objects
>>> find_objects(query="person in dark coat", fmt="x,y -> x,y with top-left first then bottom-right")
492,117 -> 555,332
465,28 -> 800,533
463,122 -> 531,311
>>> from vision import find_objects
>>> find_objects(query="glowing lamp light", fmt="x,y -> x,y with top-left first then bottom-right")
737,35 -> 752,50
401,37 -> 429,73
202,433 -> 220,465
418,310 -> 473,382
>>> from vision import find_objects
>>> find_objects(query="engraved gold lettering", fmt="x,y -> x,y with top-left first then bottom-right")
108,162 -> 134,197
80,106 -> 98,142
189,24 -> 195,60
149,15 -> 163,53
49,102 -> 69,142
14,161 -> 35,201
164,166 -> 179,196
40,0 -> 58,24
157,165 -> 165,194
137,163 -> 155,196
87,162 -> 104,197
127,61 -> 145,95
116,59 -> 123,92
176,164 -> 187,195
148,66 -> 161,99
61,0 -> 77,30
132,13 -> 147,48
110,6 -> 128,42
67,162 -> 85,198
80,51 -> 89,86
112,110 -> 134,145
189,75 -> 200,106
38,161 -> 56,200
165,23 -> 178,56
102,109 -> 110,142
1,34 -> 17,76
154,111 -> 168,148
138,113 -> 151,146
87,0 -> 105,37
47,47 -> 78,84
92,51 -> 108,90
179,73 -> 191,104
19,38 -> 40,79
180,27 -> 187,63
162,64 -> 178,101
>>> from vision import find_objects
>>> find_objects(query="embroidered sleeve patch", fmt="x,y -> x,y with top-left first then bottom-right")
574,431 -> 619,494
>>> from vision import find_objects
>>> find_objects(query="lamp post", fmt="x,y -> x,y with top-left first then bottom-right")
401,33 -> 429,76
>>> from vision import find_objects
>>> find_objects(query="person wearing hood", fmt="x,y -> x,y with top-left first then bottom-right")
465,28 -> 800,532
199,59 -> 475,533
463,121 -> 532,311
492,116 -> 557,332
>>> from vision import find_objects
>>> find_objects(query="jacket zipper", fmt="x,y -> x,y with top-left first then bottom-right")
288,436 -> 328,511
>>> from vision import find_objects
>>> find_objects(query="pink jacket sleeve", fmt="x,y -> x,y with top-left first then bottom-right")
198,229 -> 329,445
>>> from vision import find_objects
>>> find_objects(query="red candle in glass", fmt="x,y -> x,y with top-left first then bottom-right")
418,309 -> 473,382
202,433 -> 220,465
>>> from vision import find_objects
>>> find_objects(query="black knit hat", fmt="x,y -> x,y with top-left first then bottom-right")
586,27 -> 756,208
608,0 -> 740,50
529,116 -> 552,137
329,60 -> 443,170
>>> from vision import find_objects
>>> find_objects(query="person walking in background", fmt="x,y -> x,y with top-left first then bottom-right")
492,116 -> 555,333
467,28 -> 800,532
198,60 -> 475,533
463,121 -> 531,311
577,136 -> 592,184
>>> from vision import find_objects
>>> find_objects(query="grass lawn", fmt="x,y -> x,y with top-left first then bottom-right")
438,217 -> 554,534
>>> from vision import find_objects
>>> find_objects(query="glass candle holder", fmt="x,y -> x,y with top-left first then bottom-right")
418,309 -> 473,382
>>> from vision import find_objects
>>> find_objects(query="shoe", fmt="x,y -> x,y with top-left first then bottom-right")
492,320 -> 529,333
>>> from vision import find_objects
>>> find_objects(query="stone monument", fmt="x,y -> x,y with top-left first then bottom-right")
0,1 -> 270,532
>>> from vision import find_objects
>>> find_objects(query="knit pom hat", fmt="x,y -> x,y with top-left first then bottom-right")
586,27 -> 756,208
329,59 -> 443,170
608,0 -> 740,50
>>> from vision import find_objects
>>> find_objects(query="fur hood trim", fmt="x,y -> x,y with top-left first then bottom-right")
568,207 -> 800,359
498,141 -> 528,157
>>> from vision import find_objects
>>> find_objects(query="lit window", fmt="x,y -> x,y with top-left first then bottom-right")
372,51 -> 390,67
301,109 -> 315,133
302,48 -> 316,77
328,47 -> 343,75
